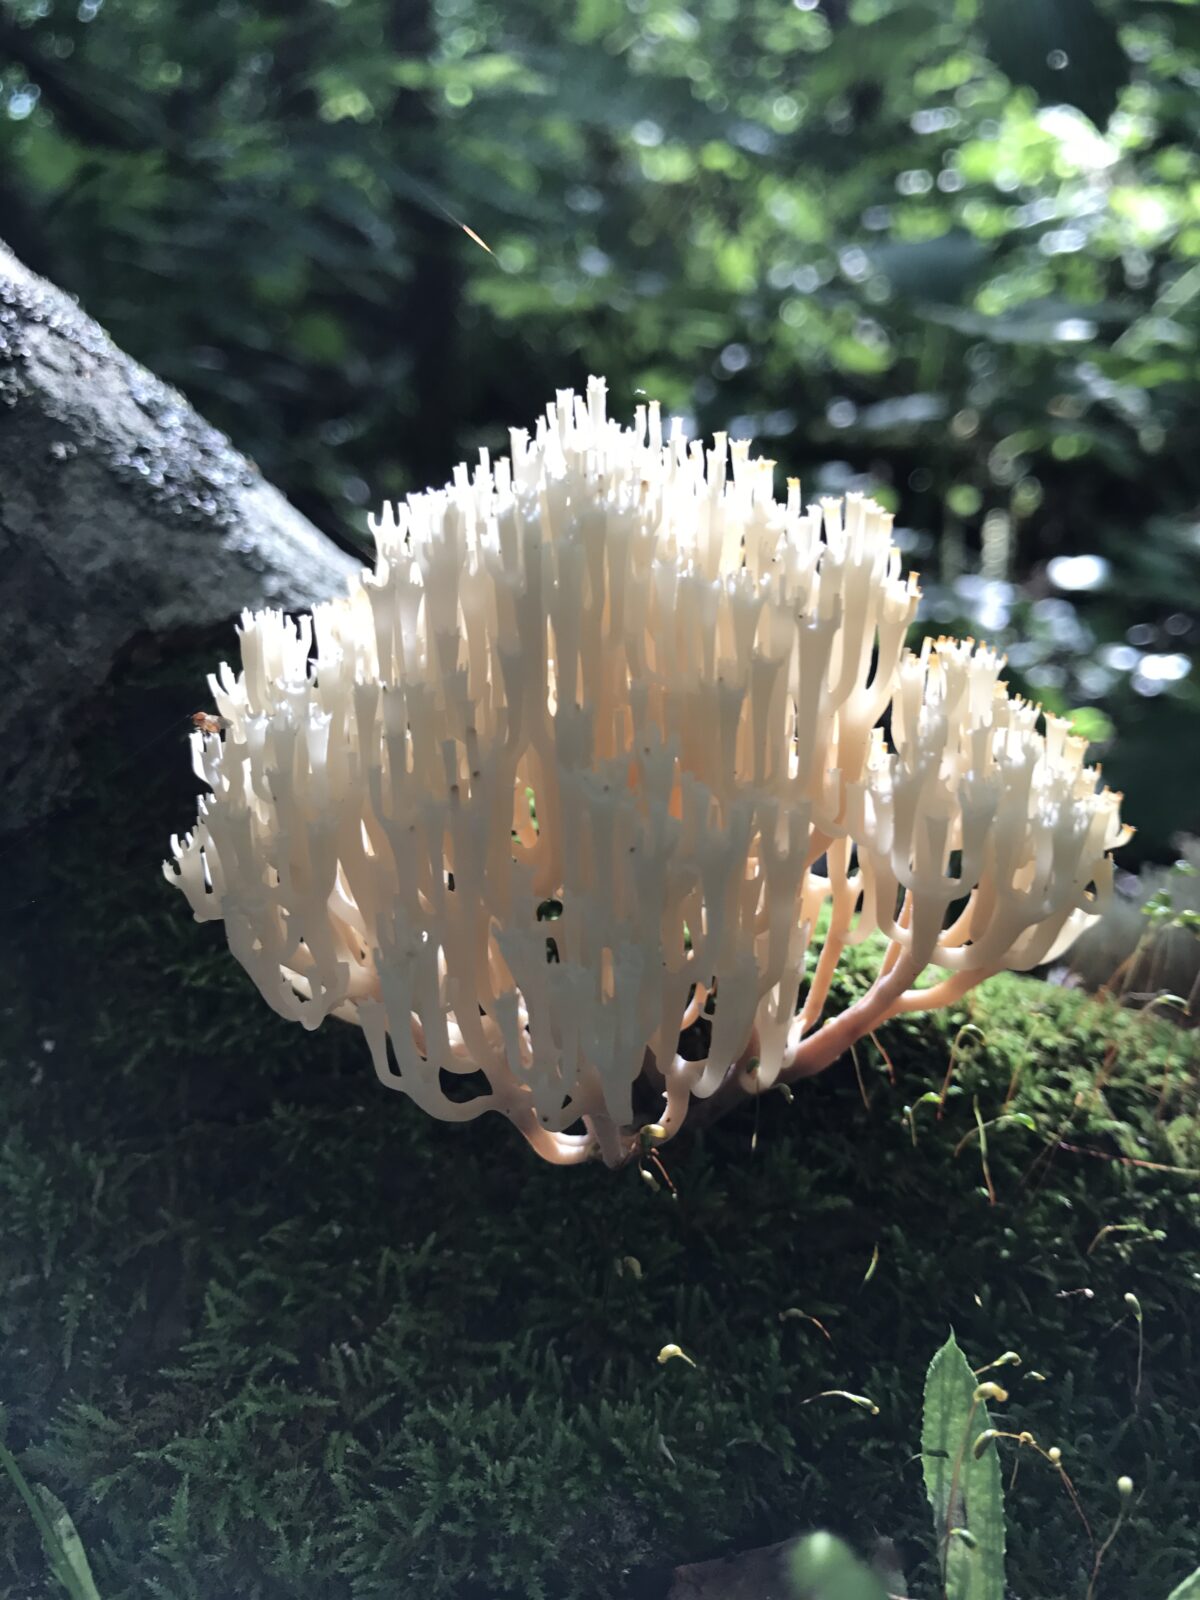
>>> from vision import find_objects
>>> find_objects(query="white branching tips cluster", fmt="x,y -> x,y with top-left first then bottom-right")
166,378 -> 1129,1167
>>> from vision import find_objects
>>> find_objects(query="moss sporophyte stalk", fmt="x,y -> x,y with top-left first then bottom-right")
166,379 -> 1129,1167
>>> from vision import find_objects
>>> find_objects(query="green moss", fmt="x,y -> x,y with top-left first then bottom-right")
1,660 -> 1197,1598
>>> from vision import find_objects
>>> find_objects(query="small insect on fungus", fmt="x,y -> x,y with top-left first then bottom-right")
191,712 -> 227,736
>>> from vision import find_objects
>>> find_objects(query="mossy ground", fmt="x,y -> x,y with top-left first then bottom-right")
2,655 -> 1198,1600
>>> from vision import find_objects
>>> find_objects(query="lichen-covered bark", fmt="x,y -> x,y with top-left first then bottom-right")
0,239 -> 360,833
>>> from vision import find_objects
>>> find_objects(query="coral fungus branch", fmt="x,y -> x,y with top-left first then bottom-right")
166,378 -> 1129,1166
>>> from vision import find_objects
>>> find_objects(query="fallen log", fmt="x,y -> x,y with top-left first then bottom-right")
0,238 -> 359,833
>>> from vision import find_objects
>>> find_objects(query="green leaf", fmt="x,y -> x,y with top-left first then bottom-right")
920,298 -> 1131,345
34,1486 -> 103,1600
868,232 -> 991,303
922,1333 -> 1006,1600
0,1439 -> 101,1600
1165,1569 -> 1200,1600
788,1532 -> 889,1600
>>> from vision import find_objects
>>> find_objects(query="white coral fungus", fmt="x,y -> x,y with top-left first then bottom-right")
166,379 -> 1128,1166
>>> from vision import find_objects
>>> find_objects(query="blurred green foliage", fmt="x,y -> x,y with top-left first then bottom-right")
1,0 -> 1198,855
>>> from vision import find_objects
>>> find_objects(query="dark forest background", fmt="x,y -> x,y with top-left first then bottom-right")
2,0 -> 1199,860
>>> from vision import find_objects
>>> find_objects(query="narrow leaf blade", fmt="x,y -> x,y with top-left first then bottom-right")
921,1332 -> 1006,1600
